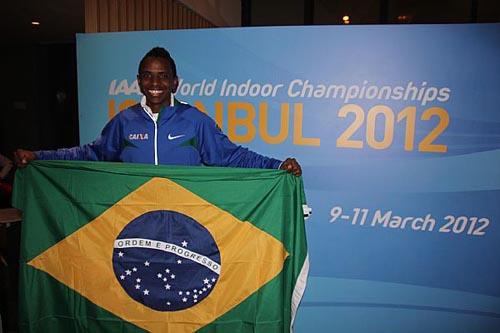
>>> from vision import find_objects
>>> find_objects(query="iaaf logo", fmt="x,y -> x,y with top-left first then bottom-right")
109,79 -> 141,95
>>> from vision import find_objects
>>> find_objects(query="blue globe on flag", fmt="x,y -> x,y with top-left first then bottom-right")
112,210 -> 221,311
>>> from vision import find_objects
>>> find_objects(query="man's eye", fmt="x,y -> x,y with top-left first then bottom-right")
139,72 -> 169,80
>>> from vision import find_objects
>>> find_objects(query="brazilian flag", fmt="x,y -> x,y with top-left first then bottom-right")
13,161 -> 308,332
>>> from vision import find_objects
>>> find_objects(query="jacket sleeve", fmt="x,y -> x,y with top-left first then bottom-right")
35,116 -> 122,161
197,115 -> 282,169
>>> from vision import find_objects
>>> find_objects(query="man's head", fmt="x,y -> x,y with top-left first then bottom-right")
137,47 -> 179,113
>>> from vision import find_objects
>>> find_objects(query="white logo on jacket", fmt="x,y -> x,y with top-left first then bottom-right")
129,133 -> 149,140
168,134 -> 186,140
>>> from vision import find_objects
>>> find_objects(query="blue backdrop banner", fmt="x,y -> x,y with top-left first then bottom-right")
77,24 -> 500,332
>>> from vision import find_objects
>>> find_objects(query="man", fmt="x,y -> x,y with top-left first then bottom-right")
15,47 -> 301,176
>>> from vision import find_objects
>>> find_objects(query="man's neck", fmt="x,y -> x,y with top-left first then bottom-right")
140,95 -> 174,115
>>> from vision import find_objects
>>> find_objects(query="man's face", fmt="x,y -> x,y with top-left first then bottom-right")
137,57 -> 178,112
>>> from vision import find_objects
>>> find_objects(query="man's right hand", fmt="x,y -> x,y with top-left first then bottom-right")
14,149 -> 36,168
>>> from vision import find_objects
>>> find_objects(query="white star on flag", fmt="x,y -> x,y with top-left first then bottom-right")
144,261 -> 150,266
181,240 -> 188,247
143,289 -> 149,295
118,251 -> 124,257
125,270 -> 131,275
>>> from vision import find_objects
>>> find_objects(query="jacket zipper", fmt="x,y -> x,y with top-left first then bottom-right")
153,119 -> 158,165
144,112 -> 159,165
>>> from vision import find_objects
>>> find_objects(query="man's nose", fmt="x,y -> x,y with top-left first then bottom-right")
151,75 -> 161,85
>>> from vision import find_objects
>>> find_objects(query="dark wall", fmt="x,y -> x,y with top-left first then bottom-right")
0,43 -> 79,159
246,0 -> 500,25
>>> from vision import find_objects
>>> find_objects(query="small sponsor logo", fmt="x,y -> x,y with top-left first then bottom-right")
129,133 -> 149,140
168,134 -> 185,140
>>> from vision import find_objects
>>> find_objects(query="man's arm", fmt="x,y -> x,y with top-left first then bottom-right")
14,116 -> 123,168
14,143 -> 104,168
197,114 -> 302,175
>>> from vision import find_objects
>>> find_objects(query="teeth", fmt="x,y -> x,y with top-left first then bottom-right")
149,90 -> 164,96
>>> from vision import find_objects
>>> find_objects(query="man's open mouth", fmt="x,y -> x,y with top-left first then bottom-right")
148,89 -> 164,96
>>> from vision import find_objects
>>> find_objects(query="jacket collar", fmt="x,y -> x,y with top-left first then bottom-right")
140,94 -> 173,121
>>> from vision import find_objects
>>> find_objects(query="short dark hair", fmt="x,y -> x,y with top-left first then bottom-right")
138,47 -> 177,78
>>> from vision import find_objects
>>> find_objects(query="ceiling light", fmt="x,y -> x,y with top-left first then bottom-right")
31,21 -> 40,26
397,14 -> 412,23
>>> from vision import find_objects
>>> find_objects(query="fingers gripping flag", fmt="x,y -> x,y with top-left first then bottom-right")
13,161 -> 308,332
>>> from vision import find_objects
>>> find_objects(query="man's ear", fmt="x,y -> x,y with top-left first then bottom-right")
137,75 -> 145,94
172,77 -> 179,94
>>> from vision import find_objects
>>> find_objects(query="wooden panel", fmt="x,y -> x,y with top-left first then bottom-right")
187,9 -> 192,27
85,0 -> 98,32
182,4 -> 187,28
109,0 -> 119,31
179,4 -> 184,28
176,2 -> 182,28
143,0 -> 150,30
167,0 -> 174,29
156,0 -> 163,30
190,11 -> 196,28
118,0 -> 127,30
135,0 -> 143,31
149,0 -> 156,29
164,0 -> 170,29
85,0 -> 216,33
98,0 -> 109,32
196,12 -> 201,28
127,0 -> 135,30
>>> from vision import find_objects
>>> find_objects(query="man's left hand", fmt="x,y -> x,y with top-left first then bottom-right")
280,158 -> 302,176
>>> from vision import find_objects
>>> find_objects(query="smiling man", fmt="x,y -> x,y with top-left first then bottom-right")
15,47 -> 301,175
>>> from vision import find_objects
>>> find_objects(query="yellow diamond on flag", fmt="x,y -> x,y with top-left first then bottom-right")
28,177 -> 288,332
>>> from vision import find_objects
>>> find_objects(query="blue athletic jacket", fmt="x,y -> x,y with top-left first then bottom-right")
35,102 -> 282,169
